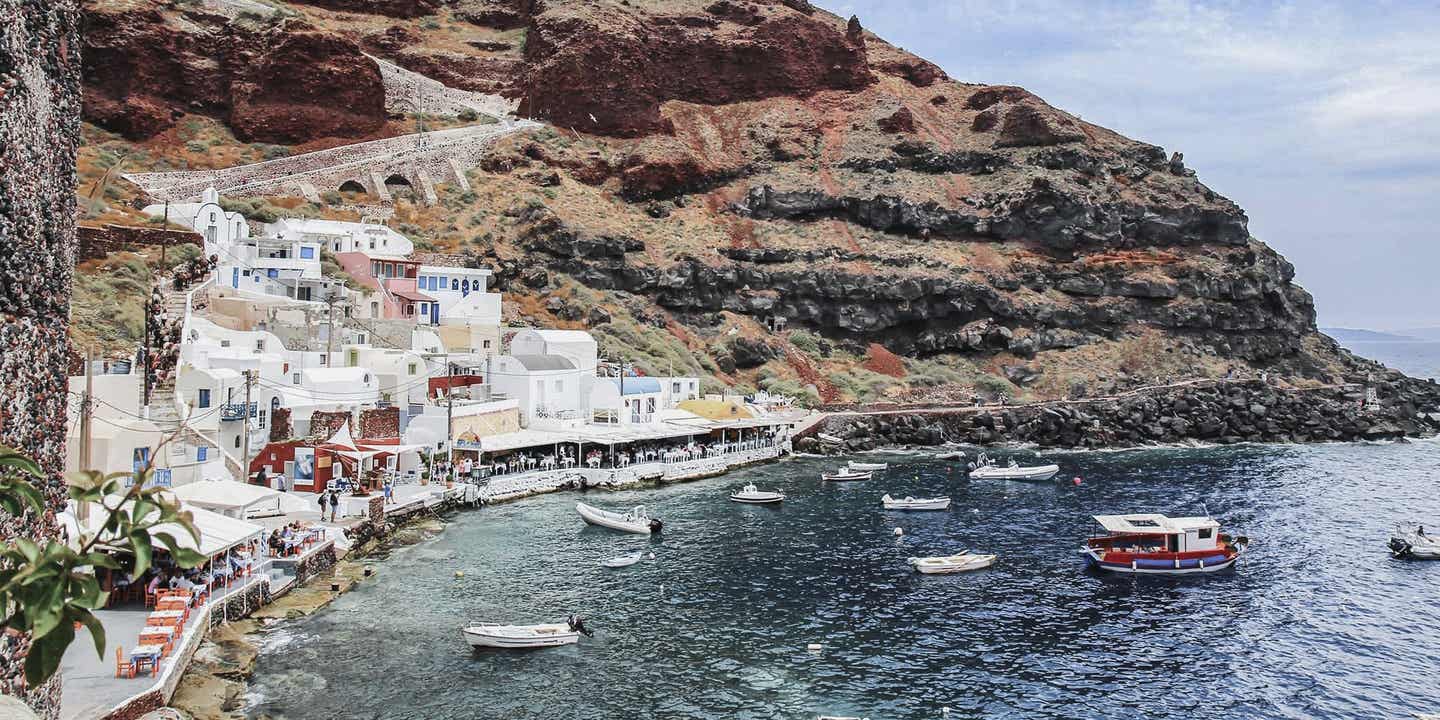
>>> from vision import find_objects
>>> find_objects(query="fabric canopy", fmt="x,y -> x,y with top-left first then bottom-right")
66,499 -> 265,557
358,443 -> 427,455
170,480 -> 310,516
323,423 -> 359,451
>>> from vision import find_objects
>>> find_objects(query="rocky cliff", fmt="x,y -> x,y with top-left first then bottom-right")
74,0 -> 1440,421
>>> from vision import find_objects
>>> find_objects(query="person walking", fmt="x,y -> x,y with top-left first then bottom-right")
329,489 -> 341,522
383,477 -> 394,505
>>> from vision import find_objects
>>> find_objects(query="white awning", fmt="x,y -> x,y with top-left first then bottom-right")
170,480 -> 310,517
358,443 -> 428,455
324,424 -> 359,451
478,429 -> 575,453
1091,514 -> 1217,534
66,499 -> 266,557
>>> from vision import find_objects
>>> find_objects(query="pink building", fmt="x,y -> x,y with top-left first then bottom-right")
334,252 -> 437,321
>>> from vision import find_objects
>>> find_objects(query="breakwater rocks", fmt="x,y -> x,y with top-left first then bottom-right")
799,380 -> 1440,451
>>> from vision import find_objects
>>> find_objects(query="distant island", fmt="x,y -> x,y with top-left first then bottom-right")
1323,328 -> 1424,343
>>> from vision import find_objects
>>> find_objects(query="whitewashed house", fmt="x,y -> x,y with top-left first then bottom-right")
266,217 -> 414,256
142,186 -> 248,253
489,354 -> 585,426
509,329 -> 599,375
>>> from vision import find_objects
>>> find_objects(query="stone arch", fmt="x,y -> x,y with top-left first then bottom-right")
383,173 -> 412,187
338,179 -> 367,194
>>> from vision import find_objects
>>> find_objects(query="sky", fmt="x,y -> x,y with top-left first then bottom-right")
825,0 -> 1440,331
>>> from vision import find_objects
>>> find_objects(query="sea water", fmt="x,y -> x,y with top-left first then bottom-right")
245,440 -> 1440,719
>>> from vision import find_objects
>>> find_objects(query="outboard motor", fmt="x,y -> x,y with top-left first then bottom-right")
567,614 -> 594,637
649,518 -> 664,533
1389,537 -> 1413,558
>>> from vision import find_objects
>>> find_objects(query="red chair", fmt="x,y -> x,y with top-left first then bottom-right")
115,647 -> 135,679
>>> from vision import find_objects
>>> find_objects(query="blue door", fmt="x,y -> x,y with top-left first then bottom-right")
431,302 -> 439,325
232,268 -> 239,288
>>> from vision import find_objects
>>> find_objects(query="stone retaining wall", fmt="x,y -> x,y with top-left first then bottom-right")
293,542 -> 338,586
76,224 -> 202,262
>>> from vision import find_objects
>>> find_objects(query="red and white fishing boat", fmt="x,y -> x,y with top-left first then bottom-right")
1081,513 -> 1248,575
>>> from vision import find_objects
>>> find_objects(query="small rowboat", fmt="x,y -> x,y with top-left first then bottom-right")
576,502 -> 662,534
847,461 -> 888,471
601,551 -> 643,568
822,467 -> 871,482
730,484 -> 784,504
909,552 -> 996,574
462,622 -> 581,649
881,494 -> 951,511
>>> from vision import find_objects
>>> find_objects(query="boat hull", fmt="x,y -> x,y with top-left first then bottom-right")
1390,536 -> 1440,560
910,554 -> 995,574
730,493 -> 784,504
847,462 -> 888,471
969,464 -> 1060,481
576,502 -> 653,534
822,472 -> 871,482
1082,548 -> 1239,575
882,497 -> 951,511
462,626 -> 580,649
602,553 -> 643,568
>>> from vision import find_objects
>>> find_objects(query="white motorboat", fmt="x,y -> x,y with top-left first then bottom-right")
822,467 -> 871,482
462,622 -> 582,649
967,454 -> 1059,481
909,552 -> 996,574
882,494 -> 951,511
1390,523 -> 1440,560
601,551 -> 644,568
576,501 -> 662,534
729,484 -> 784,504
847,460 -> 888,471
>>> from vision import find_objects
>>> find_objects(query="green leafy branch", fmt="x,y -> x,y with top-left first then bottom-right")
0,434 -> 204,686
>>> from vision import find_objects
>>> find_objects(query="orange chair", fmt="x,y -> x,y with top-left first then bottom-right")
145,590 -> 157,608
115,647 -> 135,679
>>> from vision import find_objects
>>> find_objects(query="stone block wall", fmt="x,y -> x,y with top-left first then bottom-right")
75,224 -> 201,262
307,411 -> 350,440
1,2 -> 82,716
208,581 -> 272,627
293,541 -> 338,585
358,406 -> 398,438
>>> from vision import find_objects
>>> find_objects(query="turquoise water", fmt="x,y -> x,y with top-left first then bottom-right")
245,441 -> 1440,719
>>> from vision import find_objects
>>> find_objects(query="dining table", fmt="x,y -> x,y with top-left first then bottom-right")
147,609 -> 186,627
155,597 -> 188,612
130,644 -> 165,676
138,625 -> 176,646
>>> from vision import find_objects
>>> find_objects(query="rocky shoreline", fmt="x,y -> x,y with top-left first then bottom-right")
799,378 -> 1440,451
166,517 -> 448,720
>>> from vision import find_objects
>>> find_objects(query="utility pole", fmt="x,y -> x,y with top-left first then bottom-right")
78,348 -> 94,522
240,370 -> 254,483
445,353 -> 454,476
324,287 -> 340,361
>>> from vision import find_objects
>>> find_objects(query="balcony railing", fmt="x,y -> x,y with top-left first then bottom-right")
220,402 -> 257,421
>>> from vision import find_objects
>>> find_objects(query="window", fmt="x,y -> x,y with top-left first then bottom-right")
258,409 -> 267,428
451,278 -> 459,290
482,340 -> 491,350
292,372 -> 301,385
385,263 -> 394,277
1198,528 -> 1213,539
408,363 -> 417,376
266,269 -> 278,278
371,261 -> 381,276
647,398 -> 656,414
198,388 -> 211,408
348,350 -> 358,367
300,246 -> 315,259
255,339 -> 265,351
205,227 -> 216,243
362,373 -> 371,384
319,354 -> 328,365
210,212 -> 217,222
672,382 -> 681,394
197,447 -> 207,461
234,435 -> 241,449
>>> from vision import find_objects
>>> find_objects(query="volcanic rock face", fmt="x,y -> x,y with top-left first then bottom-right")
516,0 -> 875,136
81,0 -> 385,142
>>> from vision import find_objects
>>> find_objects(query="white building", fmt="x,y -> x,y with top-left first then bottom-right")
413,260 -> 493,323
142,186 -> 249,252
267,217 -> 414,256
489,354 -> 586,426
509,329 -> 599,376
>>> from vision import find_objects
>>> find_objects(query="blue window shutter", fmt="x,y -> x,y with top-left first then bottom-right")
197,447 -> 207,461
300,247 -> 315,259
267,269 -> 278,278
